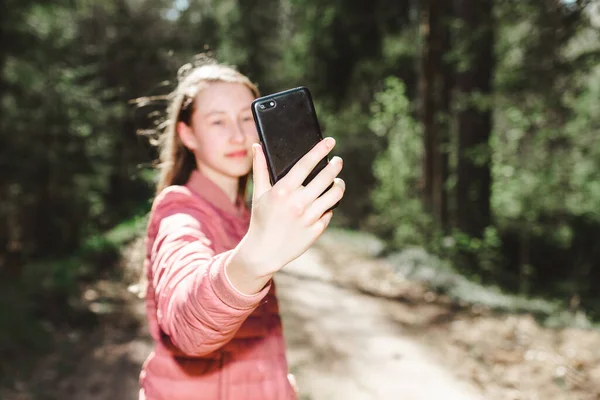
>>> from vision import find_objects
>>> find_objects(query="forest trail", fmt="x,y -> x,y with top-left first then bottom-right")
277,249 -> 483,400
2,230 -> 598,400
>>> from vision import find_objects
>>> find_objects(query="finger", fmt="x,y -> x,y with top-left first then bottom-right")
309,209 -> 334,236
251,143 -> 272,201
304,178 -> 345,225
300,156 -> 343,203
281,137 -> 335,189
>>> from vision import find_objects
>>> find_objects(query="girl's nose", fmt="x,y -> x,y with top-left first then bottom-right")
230,122 -> 246,143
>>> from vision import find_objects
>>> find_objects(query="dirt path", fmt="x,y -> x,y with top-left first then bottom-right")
3,230 -> 599,399
277,250 -> 483,400
59,240 -> 481,400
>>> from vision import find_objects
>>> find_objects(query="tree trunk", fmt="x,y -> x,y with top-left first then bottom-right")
438,0 -> 453,231
455,0 -> 494,238
419,0 -> 452,231
419,0 -> 436,218
0,0 -> 9,270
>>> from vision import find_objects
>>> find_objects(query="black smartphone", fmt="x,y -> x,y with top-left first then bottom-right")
251,86 -> 333,190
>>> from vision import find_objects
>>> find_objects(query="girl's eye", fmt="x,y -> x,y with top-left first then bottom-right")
242,116 -> 253,122
211,120 -> 225,126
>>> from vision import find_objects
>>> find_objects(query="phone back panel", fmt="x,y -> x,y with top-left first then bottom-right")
252,87 -> 327,185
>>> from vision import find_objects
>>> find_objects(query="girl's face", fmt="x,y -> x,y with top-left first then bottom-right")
178,81 -> 258,182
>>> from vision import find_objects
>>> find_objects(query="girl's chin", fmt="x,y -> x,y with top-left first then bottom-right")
208,157 -> 252,178
224,164 -> 252,178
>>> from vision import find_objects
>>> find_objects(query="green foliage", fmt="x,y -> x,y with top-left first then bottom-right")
360,0 -> 600,318
440,227 -> 504,282
2,0 -> 600,377
317,101 -> 381,228
492,94 -> 600,229
492,0 -> 600,227
22,213 -> 148,298
369,77 -> 432,245
2,12 -> 114,257
0,0 -> 177,264
488,2 -> 600,306
0,212 -> 148,382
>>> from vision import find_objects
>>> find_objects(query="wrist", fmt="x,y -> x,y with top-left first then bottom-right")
225,237 -> 275,295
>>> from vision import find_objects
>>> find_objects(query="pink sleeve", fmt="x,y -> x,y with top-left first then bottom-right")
149,188 -> 271,356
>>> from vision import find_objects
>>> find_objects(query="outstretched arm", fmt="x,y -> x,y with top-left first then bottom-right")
149,189 -> 270,356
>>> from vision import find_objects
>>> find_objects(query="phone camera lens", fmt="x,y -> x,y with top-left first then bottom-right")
259,100 -> 276,111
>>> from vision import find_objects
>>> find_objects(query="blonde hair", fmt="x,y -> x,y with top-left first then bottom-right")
142,55 -> 260,199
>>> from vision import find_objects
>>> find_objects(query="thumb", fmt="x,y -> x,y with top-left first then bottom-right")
251,143 -> 271,201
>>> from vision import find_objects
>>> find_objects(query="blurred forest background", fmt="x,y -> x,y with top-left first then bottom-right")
1,0 -> 600,389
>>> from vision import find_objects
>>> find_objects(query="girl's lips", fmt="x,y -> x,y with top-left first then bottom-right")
225,150 -> 248,158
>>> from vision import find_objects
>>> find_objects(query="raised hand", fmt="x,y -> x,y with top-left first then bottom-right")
227,137 -> 345,294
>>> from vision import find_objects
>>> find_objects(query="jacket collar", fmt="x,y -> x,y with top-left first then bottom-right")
185,169 -> 248,219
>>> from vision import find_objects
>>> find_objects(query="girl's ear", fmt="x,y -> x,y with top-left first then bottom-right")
177,121 -> 197,151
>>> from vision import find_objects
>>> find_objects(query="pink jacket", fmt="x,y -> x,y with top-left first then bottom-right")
139,170 -> 295,400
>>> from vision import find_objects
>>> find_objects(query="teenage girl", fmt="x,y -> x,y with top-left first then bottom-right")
139,59 -> 345,400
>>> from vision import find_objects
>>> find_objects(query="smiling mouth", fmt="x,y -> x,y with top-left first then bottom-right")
226,150 -> 248,158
